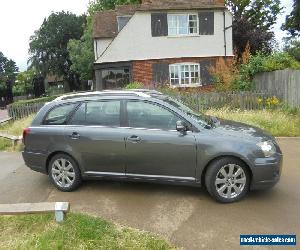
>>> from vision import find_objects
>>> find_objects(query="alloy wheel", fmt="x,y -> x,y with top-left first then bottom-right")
215,164 -> 246,199
51,158 -> 76,188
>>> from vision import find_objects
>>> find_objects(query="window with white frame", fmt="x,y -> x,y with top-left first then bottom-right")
168,14 -> 198,36
169,63 -> 201,86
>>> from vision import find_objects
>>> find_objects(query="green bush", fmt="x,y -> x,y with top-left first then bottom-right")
233,52 -> 300,90
9,95 -> 59,108
124,82 -> 145,89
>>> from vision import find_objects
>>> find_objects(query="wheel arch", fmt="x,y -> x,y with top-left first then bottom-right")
46,151 -> 82,174
200,155 -> 253,186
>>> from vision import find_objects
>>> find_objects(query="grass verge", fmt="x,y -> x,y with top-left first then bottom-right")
0,213 -> 174,250
206,108 -> 300,137
0,115 -> 34,151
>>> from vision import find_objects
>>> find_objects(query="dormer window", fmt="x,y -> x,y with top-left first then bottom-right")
117,16 -> 131,32
167,14 -> 198,36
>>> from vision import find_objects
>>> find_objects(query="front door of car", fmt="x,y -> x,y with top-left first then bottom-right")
124,100 -> 197,181
65,100 -> 127,174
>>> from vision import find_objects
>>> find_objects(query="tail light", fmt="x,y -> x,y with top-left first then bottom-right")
22,128 -> 30,144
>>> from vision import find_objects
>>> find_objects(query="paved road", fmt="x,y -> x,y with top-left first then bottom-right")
0,138 -> 299,249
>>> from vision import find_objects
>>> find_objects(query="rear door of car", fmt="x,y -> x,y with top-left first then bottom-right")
123,99 -> 197,182
64,99 -> 127,175
25,103 -> 79,167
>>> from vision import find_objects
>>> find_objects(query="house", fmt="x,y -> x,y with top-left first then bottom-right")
93,0 -> 233,90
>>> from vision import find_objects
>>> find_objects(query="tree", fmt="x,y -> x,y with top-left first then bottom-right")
0,52 -> 18,99
226,0 -> 282,56
282,0 -> 300,37
13,69 -> 36,96
87,0 -> 141,15
68,20 -> 94,81
284,38 -> 300,61
68,0 -> 141,81
29,11 -> 86,91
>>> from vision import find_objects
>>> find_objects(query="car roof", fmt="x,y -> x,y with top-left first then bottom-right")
53,89 -> 164,102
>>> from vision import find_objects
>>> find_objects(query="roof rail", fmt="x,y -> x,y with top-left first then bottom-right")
53,90 -> 157,102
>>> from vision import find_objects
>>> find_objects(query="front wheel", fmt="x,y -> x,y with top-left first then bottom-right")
48,154 -> 82,192
205,157 -> 250,203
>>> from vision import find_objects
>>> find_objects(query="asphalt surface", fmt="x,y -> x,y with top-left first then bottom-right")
0,138 -> 299,249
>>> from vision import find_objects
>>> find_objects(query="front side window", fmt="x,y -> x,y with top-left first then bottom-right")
44,103 -> 77,125
169,63 -> 201,86
168,14 -> 198,36
127,101 -> 179,131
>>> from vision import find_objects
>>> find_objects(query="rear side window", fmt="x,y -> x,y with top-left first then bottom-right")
69,104 -> 86,125
44,104 -> 77,125
69,100 -> 121,127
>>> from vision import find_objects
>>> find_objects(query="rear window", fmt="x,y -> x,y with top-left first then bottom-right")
44,104 -> 77,125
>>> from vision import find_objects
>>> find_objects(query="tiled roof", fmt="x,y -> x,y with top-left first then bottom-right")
93,10 -> 118,39
140,0 -> 225,10
93,0 -> 225,38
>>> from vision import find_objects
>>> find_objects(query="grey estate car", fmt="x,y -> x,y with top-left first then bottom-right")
22,90 -> 283,203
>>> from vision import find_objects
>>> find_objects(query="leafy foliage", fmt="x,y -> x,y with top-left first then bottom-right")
233,52 -> 300,90
87,0 -> 141,15
0,51 -> 18,97
124,82 -> 145,89
226,0 -> 282,55
29,11 -> 86,90
209,45 -> 300,91
68,25 -> 94,81
284,38 -> 300,61
282,0 -> 300,37
9,95 -> 59,108
13,70 -> 35,96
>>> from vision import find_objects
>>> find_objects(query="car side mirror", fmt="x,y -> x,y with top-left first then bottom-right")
176,120 -> 188,132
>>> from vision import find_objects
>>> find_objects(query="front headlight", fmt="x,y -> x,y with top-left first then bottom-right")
257,141 -> 276,157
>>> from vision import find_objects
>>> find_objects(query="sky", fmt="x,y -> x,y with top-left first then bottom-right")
0,0 -> 295,72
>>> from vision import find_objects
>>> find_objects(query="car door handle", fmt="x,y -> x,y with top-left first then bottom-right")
70,132 -> 80,140
127,135 -> 141,143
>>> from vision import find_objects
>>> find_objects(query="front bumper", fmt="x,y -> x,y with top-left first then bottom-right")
250,153 -> 283,190
22,150 -> 48,174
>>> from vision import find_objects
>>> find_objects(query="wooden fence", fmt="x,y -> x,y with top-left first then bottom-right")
254,69 -> 300,107
172,91 -> 273,111
7,103 -> 45,120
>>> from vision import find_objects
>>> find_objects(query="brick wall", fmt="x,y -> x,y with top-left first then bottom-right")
132,56 -> 221,86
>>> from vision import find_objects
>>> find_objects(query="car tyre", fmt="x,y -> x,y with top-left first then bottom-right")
48,154 -> 82,192
205,157 -> 250,203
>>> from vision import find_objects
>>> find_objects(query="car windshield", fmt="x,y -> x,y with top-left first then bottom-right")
161,96 -> 213,128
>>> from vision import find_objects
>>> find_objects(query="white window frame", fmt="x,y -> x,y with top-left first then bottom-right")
169,63 -> 201,87
167,13 -> 199,37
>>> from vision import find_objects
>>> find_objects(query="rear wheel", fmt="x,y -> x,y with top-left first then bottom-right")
48,154 -> 82,192
205,157 -> 250,203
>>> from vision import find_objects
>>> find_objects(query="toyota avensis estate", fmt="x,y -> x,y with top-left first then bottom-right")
22,90 -> 283,203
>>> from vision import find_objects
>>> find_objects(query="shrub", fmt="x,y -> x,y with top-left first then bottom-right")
9,95 -> 59,108
210,50 -> 300,91
209,57 -> 239,91
209,44 -> 251,91
124,82 -> 145,89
